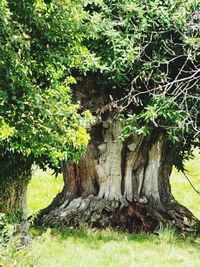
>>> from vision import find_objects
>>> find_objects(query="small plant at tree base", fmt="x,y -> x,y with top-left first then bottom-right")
0,213 -> 19,246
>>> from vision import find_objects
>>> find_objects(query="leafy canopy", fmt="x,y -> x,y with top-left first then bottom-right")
0,0 -> 199,174
83,0 -> 200,170
0,0 -> 94,173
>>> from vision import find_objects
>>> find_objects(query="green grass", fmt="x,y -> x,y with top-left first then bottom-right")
27,167 -> 63,216
1,227 -> 200,267
1,153 -> 200,267
171,150 -> 200,219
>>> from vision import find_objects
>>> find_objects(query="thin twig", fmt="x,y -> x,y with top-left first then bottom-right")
183,172 -> 200,196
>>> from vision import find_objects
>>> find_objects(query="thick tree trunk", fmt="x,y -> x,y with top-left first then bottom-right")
0,159 -> 31,217
0,177 -> 29,215
36,120 -> 199,233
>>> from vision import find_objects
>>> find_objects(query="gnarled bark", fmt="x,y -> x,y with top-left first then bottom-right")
36,120 -> 199,233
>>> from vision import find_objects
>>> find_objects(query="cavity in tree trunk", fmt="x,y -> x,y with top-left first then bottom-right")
36,120 -> 199,233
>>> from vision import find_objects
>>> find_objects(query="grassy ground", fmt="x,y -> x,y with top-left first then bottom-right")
1,227 -> 200,267
0,152 -> 200,267
27,167 -> 63,216
171,150 -> 200,219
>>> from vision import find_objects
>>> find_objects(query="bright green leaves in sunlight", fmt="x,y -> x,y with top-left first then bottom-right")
0,118 -> 14,141
0,0 -> 199,174
0,0 -> 93,172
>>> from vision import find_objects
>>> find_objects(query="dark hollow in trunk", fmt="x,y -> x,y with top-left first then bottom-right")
36,121 -> 199,234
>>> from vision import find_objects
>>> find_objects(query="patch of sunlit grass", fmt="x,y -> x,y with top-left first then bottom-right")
1,227 -> 200,267
171,150 -> 200,219
27,167 -> 63,216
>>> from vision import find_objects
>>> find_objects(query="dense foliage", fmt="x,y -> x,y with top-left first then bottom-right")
0,0 -> 94,176
83,0 -> 200,170
0,0 -> 199,178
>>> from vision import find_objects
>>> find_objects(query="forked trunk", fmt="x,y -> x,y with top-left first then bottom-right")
36,121 -> 199,233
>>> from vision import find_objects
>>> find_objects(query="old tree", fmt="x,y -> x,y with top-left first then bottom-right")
1,0 -> 200,232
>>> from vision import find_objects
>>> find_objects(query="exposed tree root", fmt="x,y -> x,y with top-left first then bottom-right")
35,195 -> 199,234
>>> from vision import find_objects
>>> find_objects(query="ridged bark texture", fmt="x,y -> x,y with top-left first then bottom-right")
0,157 -> 31,217
36,121 -> 199,233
